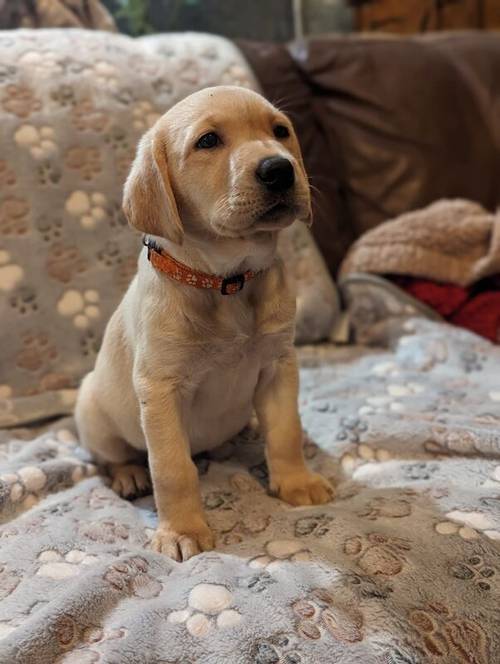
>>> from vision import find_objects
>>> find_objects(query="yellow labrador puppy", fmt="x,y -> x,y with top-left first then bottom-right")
75,86 -> 333,561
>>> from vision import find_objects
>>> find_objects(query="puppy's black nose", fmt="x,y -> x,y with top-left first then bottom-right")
256,156 -> 294,192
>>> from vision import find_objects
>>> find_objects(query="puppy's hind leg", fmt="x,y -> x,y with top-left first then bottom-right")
109,464 -> 150,499
75,372 -> 150,498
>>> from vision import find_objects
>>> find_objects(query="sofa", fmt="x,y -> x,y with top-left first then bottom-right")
0,27 -> 499,664
240,32 -> 500,273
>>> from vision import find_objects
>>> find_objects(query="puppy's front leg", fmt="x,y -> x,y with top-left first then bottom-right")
135,375 -> 214,561
254,351 -> 334,506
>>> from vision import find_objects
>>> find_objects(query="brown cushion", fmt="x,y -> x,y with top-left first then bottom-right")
240,33 -> 500,273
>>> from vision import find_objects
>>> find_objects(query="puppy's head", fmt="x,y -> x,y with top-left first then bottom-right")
123,86 -> 311,244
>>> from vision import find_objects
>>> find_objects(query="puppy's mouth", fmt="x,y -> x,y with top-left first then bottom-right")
259,201 -> 290,221
211,192 -> 305,238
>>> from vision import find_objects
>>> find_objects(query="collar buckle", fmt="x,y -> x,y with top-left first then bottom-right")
221,274 -> 245,295
143,235 -> 162,262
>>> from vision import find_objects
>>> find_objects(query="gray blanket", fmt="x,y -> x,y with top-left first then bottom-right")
0,319 -> 499,663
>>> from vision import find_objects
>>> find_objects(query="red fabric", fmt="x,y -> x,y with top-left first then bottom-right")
390,276 -> 500,343
451,292 -> 500,343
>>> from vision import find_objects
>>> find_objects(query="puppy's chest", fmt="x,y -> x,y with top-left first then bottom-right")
163,279 -> 295,381
202,310 -> 288,369
187,309 -> 289,450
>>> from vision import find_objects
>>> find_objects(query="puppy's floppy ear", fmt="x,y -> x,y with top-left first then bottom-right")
123,128 -> 184,244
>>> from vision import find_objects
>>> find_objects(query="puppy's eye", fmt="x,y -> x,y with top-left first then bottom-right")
273,124 -> 290,139
195,132 -> 220,149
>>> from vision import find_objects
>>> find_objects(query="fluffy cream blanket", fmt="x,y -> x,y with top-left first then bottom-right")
340,199 -> 500,286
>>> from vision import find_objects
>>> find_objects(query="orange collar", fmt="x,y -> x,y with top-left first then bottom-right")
143,237 -> 258,295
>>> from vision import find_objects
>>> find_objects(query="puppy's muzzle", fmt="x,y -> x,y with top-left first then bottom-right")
256,156 -> 295,193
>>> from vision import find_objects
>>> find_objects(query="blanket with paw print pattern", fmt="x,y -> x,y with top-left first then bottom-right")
0,319 -> 499,663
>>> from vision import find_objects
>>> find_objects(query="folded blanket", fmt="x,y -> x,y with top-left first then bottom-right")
340,199 -> 500,287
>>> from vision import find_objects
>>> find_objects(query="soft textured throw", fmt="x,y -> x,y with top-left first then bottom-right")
0,319 -> 499,663
340,199 -> 500,287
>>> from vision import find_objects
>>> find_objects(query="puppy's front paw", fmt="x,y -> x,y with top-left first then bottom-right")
273,471 -> 334,507
150,519 -> 214,562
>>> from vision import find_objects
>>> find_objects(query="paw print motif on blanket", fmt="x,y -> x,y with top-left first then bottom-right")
64,147 -> 101,181
104,126 -> 129,151
36,215 -> 63,242
0,159 -> 16,187
252,633 -> 303,664
175,58 -> 202,85
9,286 -> 38,316
167,583 -> 242,637
294,514 -> 335,538
80,519 -> 130,544
57,289 -> 100,328
18,50 -> 63,77
54,625 -> 127,663
2,455 -> 93,513
37,549 -> 100,579
449,554 -> 498,592
103,557 -> 162,599
426,426 -> 482,455
293,588 -> 364,643
50,83 -> 76,108
358,382 -> 424,418
132,100 -> 160,131
4,465 -> 47,510
88,61 -> 119,89
47,244 -> 88,283
356,495 -> 413,521
65,191 -> 107,229
71,98 -> 109,133
341,443 -> 392,475
336,416 -> 368,444
249,539 -> 312,571
221,63 -> 254,88
2,84 -> 41,118
407,601 -> 489,663
344,533 -> 411,576
80,329 -> 100,358
435,510 -> 500,541
220,513 -> 271,546
49,612 -> 127,661
16,332 -> 57,372
0,198 -> 30,235
37,159 -> 62,186
14,124 -> 57,160
0,249 -> 23,292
